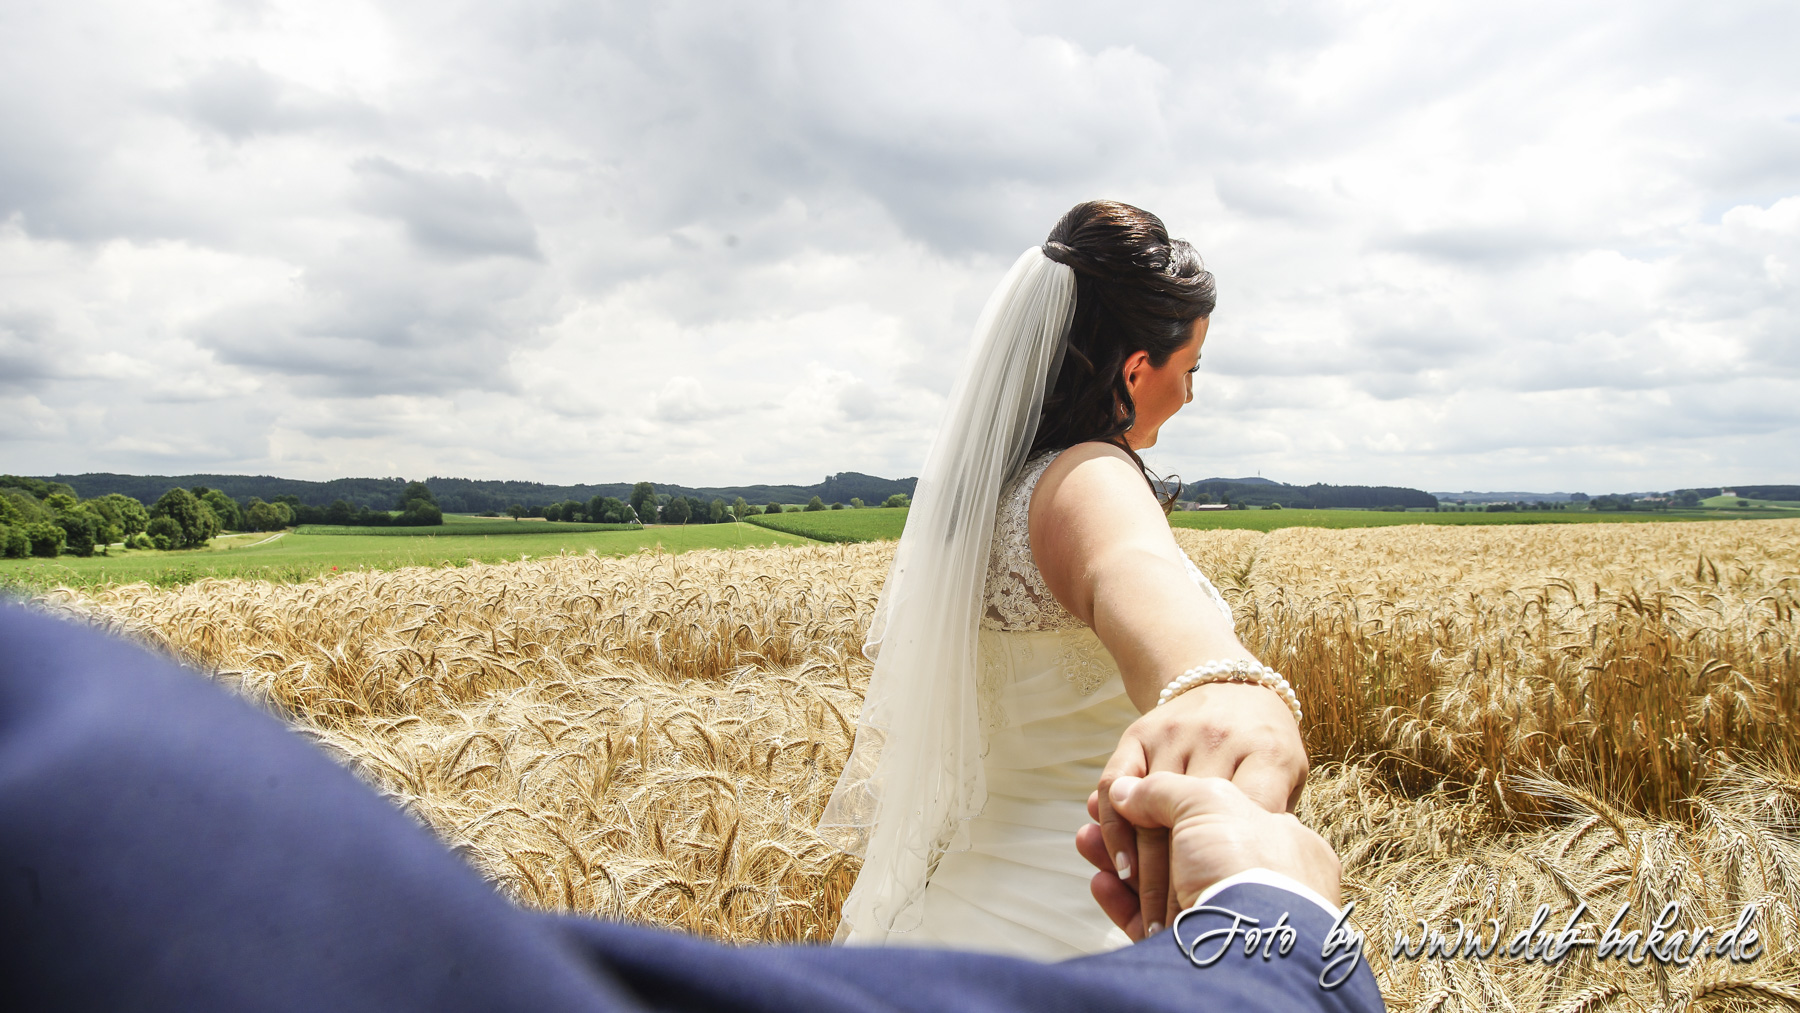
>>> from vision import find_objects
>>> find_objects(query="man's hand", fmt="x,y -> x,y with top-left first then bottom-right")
1077,773 -> 1341,939
1093,682 -> 1307,935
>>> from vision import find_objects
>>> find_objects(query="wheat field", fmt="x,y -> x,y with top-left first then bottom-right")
31,519 -> 1800,1012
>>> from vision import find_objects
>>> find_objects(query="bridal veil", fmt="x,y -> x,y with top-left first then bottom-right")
819,247 -> 1075,941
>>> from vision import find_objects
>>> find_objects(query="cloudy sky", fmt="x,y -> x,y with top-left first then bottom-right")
3,1 -> 1797,493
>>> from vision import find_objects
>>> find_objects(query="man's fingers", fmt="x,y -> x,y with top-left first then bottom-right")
1096,790 -> 1138,883
1134,825 -> 1170,936
1090,872 -> 1142,939
1229,754 -> 1299,814
1109,771 -> 1261,831
1097,739 -> 1147,883
1129,744 -> 1186,934
1166,867 -> 1184,933
1075,822 -> 1113,878
1083,811 -> 1142,937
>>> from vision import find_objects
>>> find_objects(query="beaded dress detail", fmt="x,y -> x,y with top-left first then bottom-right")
981,454 -> 1087,633
982,453 -> 1232,633
889,450 -> 1237,961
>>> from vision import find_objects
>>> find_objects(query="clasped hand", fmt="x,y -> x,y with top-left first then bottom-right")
1089,682 -> 1310,937
1077,773 -> 1340,940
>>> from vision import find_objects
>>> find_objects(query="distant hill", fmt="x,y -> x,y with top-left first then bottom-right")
42,472 -> 918,514
1432,490 -> 1582,504
1181,478 -> 1436,510
1722,485 -> 1800,501
60,471 -> 1789,514
1439,486 -> 1800,504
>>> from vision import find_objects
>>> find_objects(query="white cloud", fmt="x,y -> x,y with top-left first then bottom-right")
169,60 -> 381,141
0,0 -> 1796,492
351,157 -> 541,261
652,377 -> 714,423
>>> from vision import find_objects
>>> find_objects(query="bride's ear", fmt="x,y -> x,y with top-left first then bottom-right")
1120,349 -> 1152,394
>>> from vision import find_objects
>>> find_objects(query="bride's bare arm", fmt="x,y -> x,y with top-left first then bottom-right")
1030,441 -> 1307,937
1030,442 -> 1251,707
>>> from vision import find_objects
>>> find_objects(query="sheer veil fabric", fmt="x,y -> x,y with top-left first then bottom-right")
819,247 -> 1075,942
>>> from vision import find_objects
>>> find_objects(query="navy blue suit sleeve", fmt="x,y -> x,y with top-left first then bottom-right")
544,881 -> 1384,1013
1106,883 -> 1387,1012
0,605 -> 638,1013
0,604 -> 1384,1013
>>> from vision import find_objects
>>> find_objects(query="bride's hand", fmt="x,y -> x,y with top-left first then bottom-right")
1093,681 -> 1306,938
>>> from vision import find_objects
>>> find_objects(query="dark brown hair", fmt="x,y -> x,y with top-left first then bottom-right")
1033,200 -> 1216,504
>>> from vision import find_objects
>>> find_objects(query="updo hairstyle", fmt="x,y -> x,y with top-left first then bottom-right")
1034,200 -> 1216,500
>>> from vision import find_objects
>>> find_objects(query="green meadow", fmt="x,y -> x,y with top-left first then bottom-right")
1700,493 -> 1800,510
295,517 -> 638,536
743,507 -> 911,543
752,503 -> 1796,542
0,519 -> 812,592
1164,506 -> 1796,532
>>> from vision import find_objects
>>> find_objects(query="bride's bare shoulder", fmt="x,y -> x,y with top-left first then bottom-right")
1032,441 -> 1165,529
1038,441 -> 1149,495
1029,442 -> 1175,621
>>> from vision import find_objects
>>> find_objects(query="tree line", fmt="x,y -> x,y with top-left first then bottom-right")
0,473 -> 924,559
3,475 -> 231,557
0,476 -> 443,558
514,484 -> 910,525
1180,479 -> 1439,510
258,482 -> 445,528
41,471 -> 920,516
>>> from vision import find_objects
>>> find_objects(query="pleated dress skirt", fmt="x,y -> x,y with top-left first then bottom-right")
882,625 -> 1140,961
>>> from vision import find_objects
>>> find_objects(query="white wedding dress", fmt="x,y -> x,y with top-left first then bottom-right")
885,449 -> 1236,961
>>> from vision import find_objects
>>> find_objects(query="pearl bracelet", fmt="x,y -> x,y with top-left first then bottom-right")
1156,659 -> 1303,724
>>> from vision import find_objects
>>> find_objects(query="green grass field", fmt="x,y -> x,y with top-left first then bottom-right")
748,504 -> 1796,542
1164,507 -> 1789,531
0,522 -> 813,592
1700,494 -> 1800,510
297,515 -> 638,536
743,507 -> 910,543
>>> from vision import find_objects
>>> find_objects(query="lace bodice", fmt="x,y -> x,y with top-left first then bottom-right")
980,452 -> 1234,632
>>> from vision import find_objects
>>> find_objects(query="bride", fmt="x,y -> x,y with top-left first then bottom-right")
818,200 -> 1309,960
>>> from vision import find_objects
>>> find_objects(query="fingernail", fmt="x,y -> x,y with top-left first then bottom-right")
1147,921 -> 1164,936
1115,852 -> 1131,880
1109,776 -> 1138,804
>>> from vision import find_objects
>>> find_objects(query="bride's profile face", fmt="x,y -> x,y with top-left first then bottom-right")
1121,315 -> 1209,451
